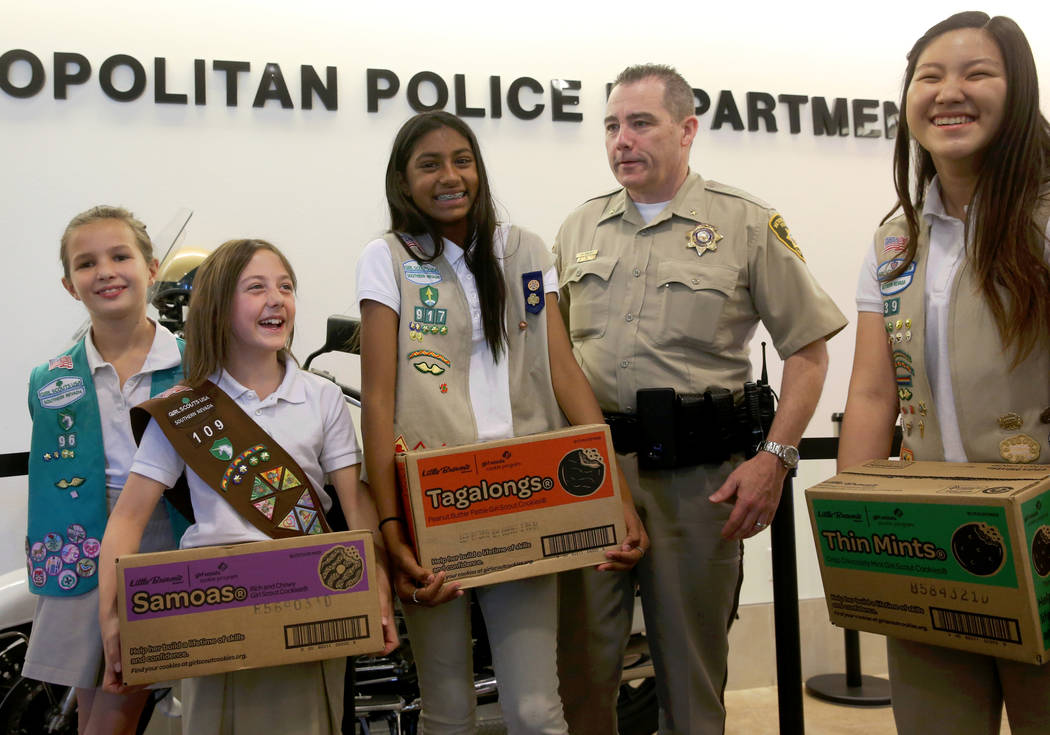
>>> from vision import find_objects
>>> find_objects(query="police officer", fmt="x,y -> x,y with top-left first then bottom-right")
554,64 -> 847,733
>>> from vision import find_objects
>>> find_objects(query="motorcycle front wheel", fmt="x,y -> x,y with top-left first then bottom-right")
0,676 -> 76,735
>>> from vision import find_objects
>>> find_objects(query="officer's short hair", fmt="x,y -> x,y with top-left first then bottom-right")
612,64 -> 694,121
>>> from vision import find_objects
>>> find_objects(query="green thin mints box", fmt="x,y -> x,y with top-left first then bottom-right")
806,460 -> 1050,664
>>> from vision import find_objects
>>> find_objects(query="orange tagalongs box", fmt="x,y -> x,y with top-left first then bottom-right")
395,424 -> 627,588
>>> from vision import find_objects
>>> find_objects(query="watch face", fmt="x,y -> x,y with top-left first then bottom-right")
783,446 -> 800,466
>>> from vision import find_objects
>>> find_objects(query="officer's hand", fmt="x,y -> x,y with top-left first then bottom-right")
598,501 -> 649,571
708,452 -> 787,540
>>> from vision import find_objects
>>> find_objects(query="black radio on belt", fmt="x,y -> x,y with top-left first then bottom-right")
606,345 -> 777,470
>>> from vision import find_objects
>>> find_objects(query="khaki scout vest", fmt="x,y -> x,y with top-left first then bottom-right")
386,226 -> 567,451
875,209 -> 1050,463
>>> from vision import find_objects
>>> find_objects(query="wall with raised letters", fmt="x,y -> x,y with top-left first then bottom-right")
2,0 -> 1048,602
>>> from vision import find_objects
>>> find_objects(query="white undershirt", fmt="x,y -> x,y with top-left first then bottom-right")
857,178 -> 1050,461
355,224 -> 558,442
634,200 -> 671,225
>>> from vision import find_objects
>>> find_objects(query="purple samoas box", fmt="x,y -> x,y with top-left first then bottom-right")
116,530 -> 384,684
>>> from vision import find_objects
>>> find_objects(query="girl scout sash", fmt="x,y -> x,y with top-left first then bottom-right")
26,339 -> 184,597
131,380 -> 332,539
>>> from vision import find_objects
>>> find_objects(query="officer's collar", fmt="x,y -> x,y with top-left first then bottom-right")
597,171 -> 707,227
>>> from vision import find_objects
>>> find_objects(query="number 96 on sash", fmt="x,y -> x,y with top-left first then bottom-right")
191,419 -> 226,445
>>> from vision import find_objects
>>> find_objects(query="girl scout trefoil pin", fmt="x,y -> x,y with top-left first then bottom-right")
522,271 -> 544,314
687,223 -> 722,256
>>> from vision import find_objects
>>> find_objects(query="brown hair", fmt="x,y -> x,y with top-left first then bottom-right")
884,11 -> 1050,365
182,239 -> 297,387
60,205 -> 154,278
613,64 -> 695,122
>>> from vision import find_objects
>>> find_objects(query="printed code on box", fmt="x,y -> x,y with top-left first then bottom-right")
541,525 -> 615,557
284,615 -> 371,649
930,606 -> 1022,644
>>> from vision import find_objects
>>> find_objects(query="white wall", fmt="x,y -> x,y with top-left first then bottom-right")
3,0 -> 1048,602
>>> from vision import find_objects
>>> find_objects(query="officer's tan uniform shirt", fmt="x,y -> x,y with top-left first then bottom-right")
554,172 -> 847,413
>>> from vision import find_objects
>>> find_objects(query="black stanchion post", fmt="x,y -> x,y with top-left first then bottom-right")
770,471 -> 804,735
801,419 -> 893,707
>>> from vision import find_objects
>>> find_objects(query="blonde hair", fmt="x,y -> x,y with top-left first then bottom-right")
60,205 -> 154,279
182,239 -> 297,387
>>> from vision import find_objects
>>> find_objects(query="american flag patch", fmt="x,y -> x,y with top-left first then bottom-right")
49,356 -> 73,370
883,236 -> 908,254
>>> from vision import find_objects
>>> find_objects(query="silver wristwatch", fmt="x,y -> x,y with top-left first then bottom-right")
757,440 -> 799,469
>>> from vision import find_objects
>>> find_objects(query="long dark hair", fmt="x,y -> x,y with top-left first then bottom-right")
385,111 -> 506,358
883,11 -> 1050,365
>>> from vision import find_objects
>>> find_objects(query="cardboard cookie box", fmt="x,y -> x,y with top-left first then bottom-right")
396,424 -> 627,588
806,460 -> 1050,664
117,530 -> 383,684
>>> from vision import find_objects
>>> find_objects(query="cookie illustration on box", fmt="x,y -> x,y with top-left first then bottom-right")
951,522 -> 1006,577
557,447 -> 606,497
1032,526 -> 1050,578
318,545 -> 364,591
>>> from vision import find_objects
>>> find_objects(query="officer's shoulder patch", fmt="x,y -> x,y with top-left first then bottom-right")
769,213 -> 805,261
704,180 -> 772,209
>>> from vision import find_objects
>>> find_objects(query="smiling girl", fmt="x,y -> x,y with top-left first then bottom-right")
356,111 -> 647,733
23,206 -> 186,735
838,12 -> 1050,735
98,239 -> 396,734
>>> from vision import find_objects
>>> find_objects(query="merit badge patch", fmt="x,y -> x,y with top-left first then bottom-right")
768,214 -> 804,261
402,260 -> 442,286
877,258 -> 917,295
999,434 -> 1041,464
419,286 -> 439,308
220,444 -> 269,492
209,438 -> 234,461
408,349 -> 450,376
37,377 -> 86,410
57,409 -> 75,431
687,223 -> 722,257
522,270 -> 545,314
49,355 -> 73,370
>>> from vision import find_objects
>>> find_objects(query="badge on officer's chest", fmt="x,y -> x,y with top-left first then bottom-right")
687,223 -> 722,257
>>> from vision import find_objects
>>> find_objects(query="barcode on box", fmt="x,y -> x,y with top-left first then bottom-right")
930,607 -> 1022,644
284,615 -> 370,649
541,524 -> 615,557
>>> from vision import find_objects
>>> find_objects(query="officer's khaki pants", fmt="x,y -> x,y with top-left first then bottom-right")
887,637 -> 1050,735
558,454 -> 743,735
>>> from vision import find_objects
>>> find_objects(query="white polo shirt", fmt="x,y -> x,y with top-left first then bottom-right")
130,360 -> 361,549
83,321 -> 182,494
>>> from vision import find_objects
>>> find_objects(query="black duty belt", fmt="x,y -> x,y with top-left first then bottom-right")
603,384 -> 774,470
